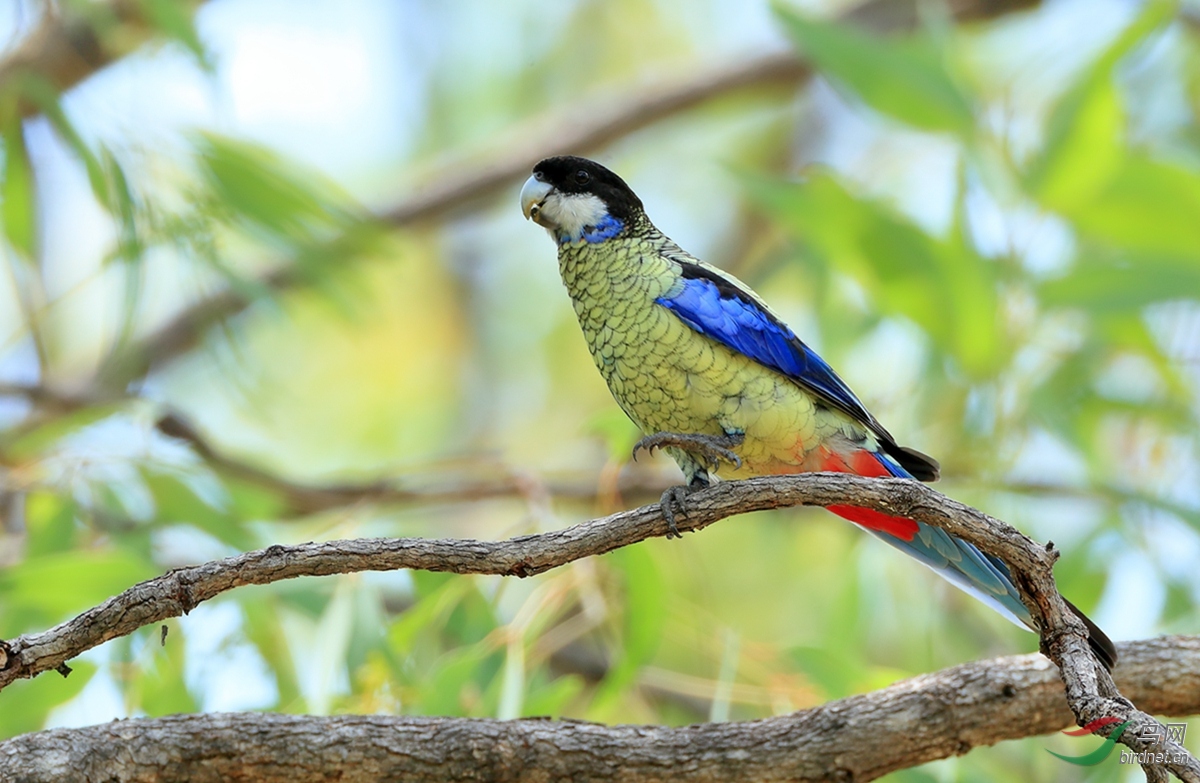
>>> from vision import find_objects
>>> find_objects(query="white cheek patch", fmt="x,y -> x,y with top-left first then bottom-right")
539,192 -> 609,239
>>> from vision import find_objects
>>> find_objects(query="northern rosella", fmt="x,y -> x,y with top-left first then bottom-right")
520,155 -> 1115,670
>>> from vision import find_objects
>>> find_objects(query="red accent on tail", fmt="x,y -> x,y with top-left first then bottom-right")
1063,717 -> 1123,736
819,449 -> 920,541
827,505 -> 919,540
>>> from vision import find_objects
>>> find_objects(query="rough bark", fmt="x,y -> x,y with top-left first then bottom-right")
0,473 -> 1054,688
1,472 -> 1197,780
1,636 -> 1197,783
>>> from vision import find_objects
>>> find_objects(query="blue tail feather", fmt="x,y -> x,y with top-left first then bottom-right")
863,452 -> 1032,629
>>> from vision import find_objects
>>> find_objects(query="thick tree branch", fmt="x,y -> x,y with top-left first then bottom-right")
0,472 -> 1196,779
93,0 -> 1040,390
2,637 -> 1197,783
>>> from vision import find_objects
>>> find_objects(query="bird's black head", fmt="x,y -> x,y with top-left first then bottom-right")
530,156 -> 643,220
520,156 -> 644,244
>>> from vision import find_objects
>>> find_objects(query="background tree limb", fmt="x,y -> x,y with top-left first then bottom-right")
0,1 -> 203,117
91,0 -> 1040,391
0,383 -> 670,513
0,471 -> 1196,779
1,636 -> 1196,783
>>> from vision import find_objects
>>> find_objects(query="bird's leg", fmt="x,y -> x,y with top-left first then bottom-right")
632,431 -> 745,538
631,431 -> 745,472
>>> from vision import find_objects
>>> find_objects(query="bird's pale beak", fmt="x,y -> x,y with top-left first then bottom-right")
520,176 -> 554,223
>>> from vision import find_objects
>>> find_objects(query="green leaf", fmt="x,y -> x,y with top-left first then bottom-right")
746,171 -> 1003,376
1026,74 -> 1123,210
195,134 -> 346,241
593,547 -> 665,711
774,5 -> 973,134
14,75 -> 111,212
1051,540 -> 1109,613
787,645 -> 860,700
102,147 -> 144,266
24,492 -> 78,556
1163,582 -> 1196,626
241,595 -> 298,709
1039,163 -> 1200,319
3,402 -> 124,461
585,408 -> 641,462
417,643 -> 503,717
138,0 -> 210,67
1025,0 -> 1176,210
616,546 -> 665,674
0,661 -> 97,738
0,550 -> 155,633
388,576 -> 474,653
1,120 -> 35,258
224,476 -> 287,521
442,584 -> 499,649
1040,255 -> 1200,312
523,672 -> 585,717
1030,341 -> 1192,457
141,468 -> 253,549
1070,157 -> 1200,259
131,625 -> 199,716
1092,312 -> 1193,401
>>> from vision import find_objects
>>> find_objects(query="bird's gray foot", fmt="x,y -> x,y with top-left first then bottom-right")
632,431 -> 745,472
658,474 -> 710,539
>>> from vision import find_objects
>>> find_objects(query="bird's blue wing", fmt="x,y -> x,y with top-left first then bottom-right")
656,273 -> 873,424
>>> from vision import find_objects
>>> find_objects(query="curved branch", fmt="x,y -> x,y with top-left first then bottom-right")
0,473 -> 989,687
0,472 -> 1197,779
2,636 -> 1198,783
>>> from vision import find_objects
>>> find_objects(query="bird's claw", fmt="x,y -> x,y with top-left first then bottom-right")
632,431 -> 745,472
659,485 -> 691,539
657,475 -> 709,538
633,431 -> 742,538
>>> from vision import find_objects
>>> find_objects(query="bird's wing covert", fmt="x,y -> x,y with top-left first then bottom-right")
657,264 -> 875,428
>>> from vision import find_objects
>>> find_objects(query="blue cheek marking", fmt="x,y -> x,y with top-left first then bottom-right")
557,215 -> 624,245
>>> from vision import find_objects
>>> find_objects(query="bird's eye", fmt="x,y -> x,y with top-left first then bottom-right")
574,170 -> 591,185
534,171 -> 546,182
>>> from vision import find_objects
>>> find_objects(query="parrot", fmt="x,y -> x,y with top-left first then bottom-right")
519,154 -> 1116,671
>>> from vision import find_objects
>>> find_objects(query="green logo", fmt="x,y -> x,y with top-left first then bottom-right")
1048,718 -> 1130,766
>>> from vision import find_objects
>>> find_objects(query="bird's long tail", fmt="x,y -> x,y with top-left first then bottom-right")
819,447 -> 1117,671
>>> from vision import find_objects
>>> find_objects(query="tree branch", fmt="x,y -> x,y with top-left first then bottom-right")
0,1 -> 203,118
0,472 -> 1195,779
1,636 -> 1197,783
92,0 -> 1041,390
152,411 -> 669,514
92,52 -> 804,387
0,383 -> 671,512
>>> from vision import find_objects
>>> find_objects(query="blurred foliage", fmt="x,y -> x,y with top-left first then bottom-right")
0,0 -> 1199,780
